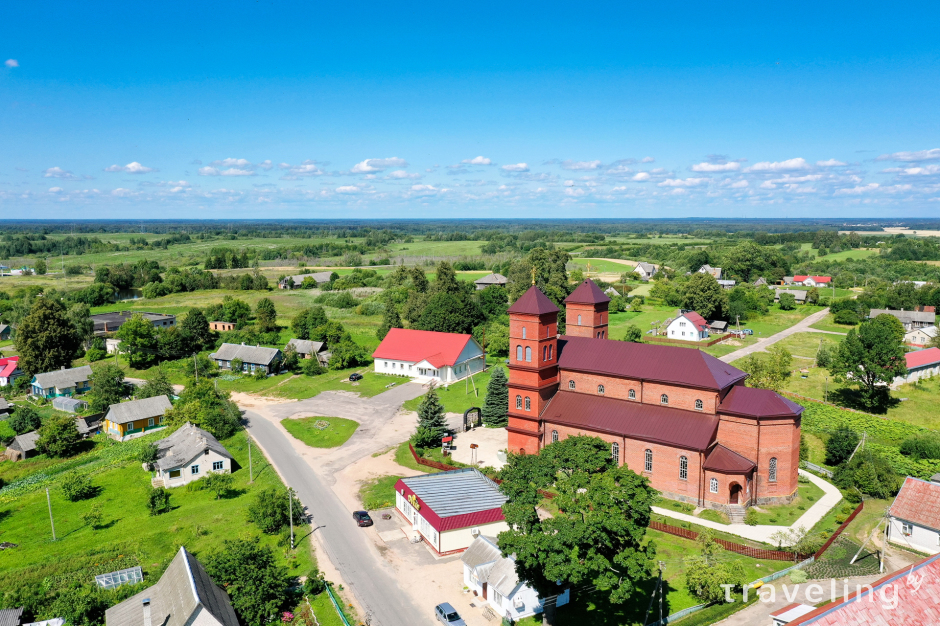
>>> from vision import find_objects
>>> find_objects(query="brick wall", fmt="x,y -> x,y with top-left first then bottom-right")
565,303 -> 608,338
557,370 -> 720,413
716,414 -> 800,505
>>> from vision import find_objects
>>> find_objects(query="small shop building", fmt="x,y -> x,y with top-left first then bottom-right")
103,395 -> 172,440
150,422 -> 233,488
395,469 -> 509,556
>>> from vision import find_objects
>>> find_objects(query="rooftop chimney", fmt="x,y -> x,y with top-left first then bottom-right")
142,598 -> 151,626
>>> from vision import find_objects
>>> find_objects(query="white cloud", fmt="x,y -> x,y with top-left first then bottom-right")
210,158 -> 252,168
111,188 -> 134,197
816,159 -> 847,167
561,160 -> 602,171
835,183 -> 880,195
198,167 -> 221,176
501,163 -> 529,172
745,158 -> 809,173
4,59 -> 18,68
729,180 -> 749,188
606,165 -> 633,174
258,160 -> 274,171
462,156 -> 492,165
387,170 -> 421,180
335,185 -> 361,194
641,156 -> 655,163
43,166 -> 80,180
691,161 -> 740,172
564,187 -> 586,197
104,161 -> 156,174
279,161 -> 323,179
351,157 -> 408,173
48,187 -> 64,194
632,172 -> 651,182
411,184 -> 438,192
894,165 -> 940,176
220,168 -> 255,177
658,177 -> 708,188
876,149 -> 940,162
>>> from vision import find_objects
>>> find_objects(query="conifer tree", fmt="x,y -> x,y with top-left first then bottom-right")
412,383 -> 448,448
481,367 -> 508,427
376,299 -> 403,340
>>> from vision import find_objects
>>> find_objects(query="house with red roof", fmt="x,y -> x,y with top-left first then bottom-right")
372,328 -> 485,383
887,476 -> 940,554
506,279 -> 804,514
394,469 -> 508,555
0,356 -> 23,388
894,347 -> 940,386
665,309 -> 710,342
792,275 -> 832,287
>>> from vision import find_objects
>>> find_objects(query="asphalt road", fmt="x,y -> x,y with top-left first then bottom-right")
719,307 -> 831,363
243,409 -> 431,626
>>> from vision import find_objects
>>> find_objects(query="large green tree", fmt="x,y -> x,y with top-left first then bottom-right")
36,412 -> 82,457
291,306 -> 329,340
15,298 -> 82,376
87,363 -> 126,412
430,261 -> 461,295
829,315 -> 907,408
138,366 -> 174,399
739,346 -> 792,392
9,405 -> 42,435
116,313 -> 158,369
412,384 -> 448,448
180,308 -> 213,352
497,436 -> 657,625
205,537 -> 291,626
67,303 -> 96,348
825,425 -> 860,466
506,248 -> 571,311
255,298 -> 278,332
682,272 -> 727,320
481,367 -> 508,427
165,379 -> 241,438
376,296 -> 403,341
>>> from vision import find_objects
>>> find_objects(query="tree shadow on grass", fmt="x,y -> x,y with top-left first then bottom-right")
829,388 -> 900,415
553,576 -> 676,626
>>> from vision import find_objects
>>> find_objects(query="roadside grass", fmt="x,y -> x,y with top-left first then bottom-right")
747,480 -> 825,526
655,497 -> 695,515
809,313 -> 859,334
696,509 -> 729,524
772,332 -> 844,360
0,431 -> 313,597
307,592 -> 346,626
358,475 -> 402,510
802,432 -> 830,468
217,368 -> 403,400
282,417 -> 359,448
401,366 -> 503,415
393,440 -> 441,474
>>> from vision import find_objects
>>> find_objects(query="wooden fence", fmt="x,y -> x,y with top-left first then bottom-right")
649,521 -> 809,562
814,501 -> 864,559
645,333 -> 732,348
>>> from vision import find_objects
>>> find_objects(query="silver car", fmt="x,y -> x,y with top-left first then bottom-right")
434,603 -> 466,626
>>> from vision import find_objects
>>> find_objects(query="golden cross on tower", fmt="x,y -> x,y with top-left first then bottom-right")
531,267 -> 536,285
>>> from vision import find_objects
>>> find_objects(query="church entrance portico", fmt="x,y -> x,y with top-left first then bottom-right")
729,482 -> 743,504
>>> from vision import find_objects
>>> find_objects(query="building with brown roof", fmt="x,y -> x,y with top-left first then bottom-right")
887,476 -> 940,554
506,280 -> 803,513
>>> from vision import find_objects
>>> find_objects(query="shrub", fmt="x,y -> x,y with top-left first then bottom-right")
899,432 -> 940,460
85,347 -> 107,362
138,443 -> 159,465
80,503 -> 103,529
789,569 -> 808,584
61,472 -> 96,501
744,509 -> 759,526
247,488 -> 304,534
231,358 -> 243,373
9,405 -> 42,435
148,487 -> 172,515
301,359 -> 325,376
833,310 -> 859,325
303,566 -> 327,596
253,368 -> 268,381
825,426 -> 860,466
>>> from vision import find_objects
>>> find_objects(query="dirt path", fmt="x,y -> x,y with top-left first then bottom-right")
718,308 -> 831,363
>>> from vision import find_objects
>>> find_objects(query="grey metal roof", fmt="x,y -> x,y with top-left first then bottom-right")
474,273 -> 507,285
11,431 -> 39,453
0,608 -> 23,626
210,343 -> 281,365
105,547 -> 239,626
32,365 -> 93,390
636,262 -> 656,274
75,414 -> 102,435
0,324 -> 9,335
461,536 -> 521,597
461,535 -> 503,569
401,469 -> 506,518
871,309 -> 936,324
0,397 -> 9,412
105,395 -> 172,425
279,271 -> 333,285
911,326 -> 939,338
286,338 -> 325,355
52,397 -> 87,413
775,288 -> 808,301
154,422 -> 233,471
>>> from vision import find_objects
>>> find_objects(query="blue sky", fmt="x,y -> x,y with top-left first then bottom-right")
2,1 -> 940,218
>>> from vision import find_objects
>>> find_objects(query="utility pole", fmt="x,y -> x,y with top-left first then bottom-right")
247,433 -> 254,483
288,488 -> 295,550
658,561 -> 664,625
46,488 -> 56,541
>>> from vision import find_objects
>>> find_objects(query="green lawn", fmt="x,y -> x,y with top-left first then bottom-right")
810,313 -> 859,334
771,332 -> 844,360
0,430 -> 314,601
747,480 -> 826,526
358,475 -> 402,510
402,365 -> 504,414
216,368 -> 403,400
569,258 -> 639,274
281,417 -> 359,448
394,440 -> 441,474
307,592 -> 347,626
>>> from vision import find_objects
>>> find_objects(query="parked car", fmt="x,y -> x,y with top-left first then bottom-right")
349,372 -> 363,382
353,510 -> 373,527
434,603 -> 466,626
742,329 -> 754,335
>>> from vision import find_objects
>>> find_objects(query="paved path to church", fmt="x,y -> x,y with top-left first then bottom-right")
718,308 -> 832,363
651,469 -> 843,544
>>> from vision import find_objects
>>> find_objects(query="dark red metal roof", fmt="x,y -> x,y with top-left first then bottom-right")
703,444 -> 756,474
542,390 -> 719,451
508,285 -> 560,315
717,385 -> 804,418
556,336 -> 747,391
564,279 -> 610,305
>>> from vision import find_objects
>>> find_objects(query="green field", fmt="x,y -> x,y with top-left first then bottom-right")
387,240 -> 485,257
216,368 -> 402,400
282,416 -> 359,448
0,430 -> 314,600
568,258 -> 639,274
771,331 -> 844,360
402,364 -> 503,414
810,313 -> 859,334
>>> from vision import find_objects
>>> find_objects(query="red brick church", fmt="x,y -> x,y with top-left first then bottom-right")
506,279 -> 803,512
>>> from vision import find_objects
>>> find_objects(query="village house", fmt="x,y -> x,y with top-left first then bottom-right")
372,328 -> 485,383
90,311 -> 176,336
506,280 -> 804,514
698,264 -> 722,279
707,320 -> 728,334
894,347 -> 940,386
75,414 -> 102,438
4,431 -> 39,461
395,469 -> 509,555
285,338 -> 331,366
753,277 -> 768,287
210,343 -> 283,374
150,422 -> 233,488
0,356 -> 22,387
634,262 -> 657,281
462,535 -> 570,621
791,275 -> 831,287
474,273 -> 508,290
277,271 -> 334,289
717,279 -> 737,290
209,321 -> 235,331
105,546 -> 239,626
775,288 -> 808,304
666,310 -> 710,342
870,308 -> 936,331
31,365 -> 92,398
886,476 -> 940,555
102,395 -> 172,440
905,325 -> 938,347
0,397 -> 10,417
0,323 -> 11,341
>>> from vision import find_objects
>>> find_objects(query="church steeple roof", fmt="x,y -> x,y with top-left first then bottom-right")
508,285 -> 560,315
564,279 -> 611,305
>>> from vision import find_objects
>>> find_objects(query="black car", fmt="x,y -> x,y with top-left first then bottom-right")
349,372 -> 364,382
353,510 -> 373,527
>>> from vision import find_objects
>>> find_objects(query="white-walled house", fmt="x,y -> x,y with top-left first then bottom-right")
894,348 -> 940,386
461,535 -> 570,621
886,476 -> 940,555
905,325 -> 938,347
372,328 -> 485,384
151,422 -> 234,488
666,310 -> 710,342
